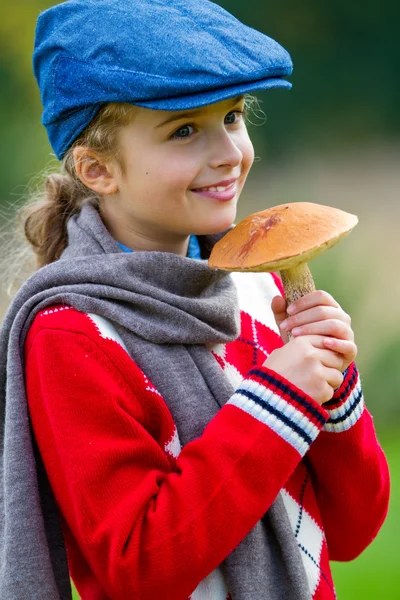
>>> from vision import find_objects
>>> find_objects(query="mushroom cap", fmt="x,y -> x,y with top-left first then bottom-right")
209,202 -> 358,272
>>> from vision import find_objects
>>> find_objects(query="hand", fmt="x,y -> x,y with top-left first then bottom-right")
271,290 -> 357,373
263,335 -> 345,405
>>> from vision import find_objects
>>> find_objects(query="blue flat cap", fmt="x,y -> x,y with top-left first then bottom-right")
33,0 -> 293,160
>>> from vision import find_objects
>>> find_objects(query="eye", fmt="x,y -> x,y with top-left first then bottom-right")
225,110 -> 245,125
170,124 -> 196,140
169,109 -> 246,141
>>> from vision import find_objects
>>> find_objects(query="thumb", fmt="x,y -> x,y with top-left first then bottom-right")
271,295 -> 290,344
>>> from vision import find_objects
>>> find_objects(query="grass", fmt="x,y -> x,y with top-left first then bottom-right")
71,432 -> 398,599
331,432 -> 400,599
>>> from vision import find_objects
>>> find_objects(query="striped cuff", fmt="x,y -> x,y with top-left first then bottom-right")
322,363 -> 364,433
227,367 -> 328,457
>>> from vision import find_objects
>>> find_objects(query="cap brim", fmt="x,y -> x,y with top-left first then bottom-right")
131,77 -> 292,111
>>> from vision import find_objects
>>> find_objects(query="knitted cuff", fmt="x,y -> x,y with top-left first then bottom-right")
227,366 -> 328,457
322,363 -> 364,433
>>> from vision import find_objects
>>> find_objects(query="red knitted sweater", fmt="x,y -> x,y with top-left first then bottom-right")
24,272 -> 390,600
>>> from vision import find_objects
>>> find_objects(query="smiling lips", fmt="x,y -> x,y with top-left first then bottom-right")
191,179 -> 237,201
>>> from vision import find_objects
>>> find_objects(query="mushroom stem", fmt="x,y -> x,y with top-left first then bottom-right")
280,262 -> 316,307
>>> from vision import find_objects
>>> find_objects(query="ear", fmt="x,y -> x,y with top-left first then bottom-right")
72,147 -> 119,195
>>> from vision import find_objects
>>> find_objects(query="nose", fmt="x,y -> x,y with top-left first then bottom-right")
207,128 -> 243,170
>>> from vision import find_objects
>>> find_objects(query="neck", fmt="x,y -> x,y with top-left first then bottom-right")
98,204 -> 190,256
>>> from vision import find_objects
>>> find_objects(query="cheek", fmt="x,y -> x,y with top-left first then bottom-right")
240,133 -> 255,174
146,154 -> 198,190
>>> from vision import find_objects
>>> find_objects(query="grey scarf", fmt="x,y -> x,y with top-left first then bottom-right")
0,200 -> 310,600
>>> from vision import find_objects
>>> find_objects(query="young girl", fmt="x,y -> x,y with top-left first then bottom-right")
0,1 -> 390,599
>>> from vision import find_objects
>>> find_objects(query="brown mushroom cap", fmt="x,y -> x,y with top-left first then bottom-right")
209,202 -> 358,272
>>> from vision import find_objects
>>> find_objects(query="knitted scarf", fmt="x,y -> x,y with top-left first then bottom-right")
0,200 -> 311,600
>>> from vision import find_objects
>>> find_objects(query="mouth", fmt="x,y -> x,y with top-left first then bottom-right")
190,179 -> 238,202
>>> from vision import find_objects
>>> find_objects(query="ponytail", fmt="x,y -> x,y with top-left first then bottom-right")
22,172 -> 89,268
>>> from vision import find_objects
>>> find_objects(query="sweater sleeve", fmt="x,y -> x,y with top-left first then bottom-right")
25,318 -> 330,600
305,363 -> 390,561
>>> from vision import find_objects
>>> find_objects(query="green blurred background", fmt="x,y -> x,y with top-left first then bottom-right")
1,1 -> 399,598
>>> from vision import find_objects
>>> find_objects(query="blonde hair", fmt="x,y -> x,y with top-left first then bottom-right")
2,94 -> 264,297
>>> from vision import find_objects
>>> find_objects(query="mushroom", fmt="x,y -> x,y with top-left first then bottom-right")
209,201 -> 358,309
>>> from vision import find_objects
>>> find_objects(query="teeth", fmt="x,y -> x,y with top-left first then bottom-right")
202,184 -> 230,192
193,182 -> 236,192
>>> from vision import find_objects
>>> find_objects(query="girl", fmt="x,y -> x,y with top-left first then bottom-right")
0,1 -> 390,599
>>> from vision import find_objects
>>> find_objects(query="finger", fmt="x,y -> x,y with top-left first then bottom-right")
280,305 -> 350,332
291,319 -> 354,341
271,295 -> 287,323
298,336 -> 355,372
286,290 -> 340,316
323,338 -> 358,362
323,366 -> 345,391
291,334 -> 336,349
271,295 -> 290,344
317,348 -> 345,372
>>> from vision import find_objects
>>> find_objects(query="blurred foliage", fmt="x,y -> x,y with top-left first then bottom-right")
0,1 -> 55,203
220,0 -> 400,151
1,3 -> 399,599
362,338 -> 400,424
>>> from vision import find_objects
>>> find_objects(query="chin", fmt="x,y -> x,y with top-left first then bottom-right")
207,205 -> 237,234
193,215 -> 235,236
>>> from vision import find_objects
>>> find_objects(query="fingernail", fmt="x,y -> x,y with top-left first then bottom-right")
280,320 -> 288,330
324,338 -> 334,347
287,305 -> 295,314
292,327 -> 301,335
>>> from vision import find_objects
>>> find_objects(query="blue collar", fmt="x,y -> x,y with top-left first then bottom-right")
117,234 -> 202,259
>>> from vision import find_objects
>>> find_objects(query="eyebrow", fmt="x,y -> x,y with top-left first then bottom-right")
155,95 -> 245,129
